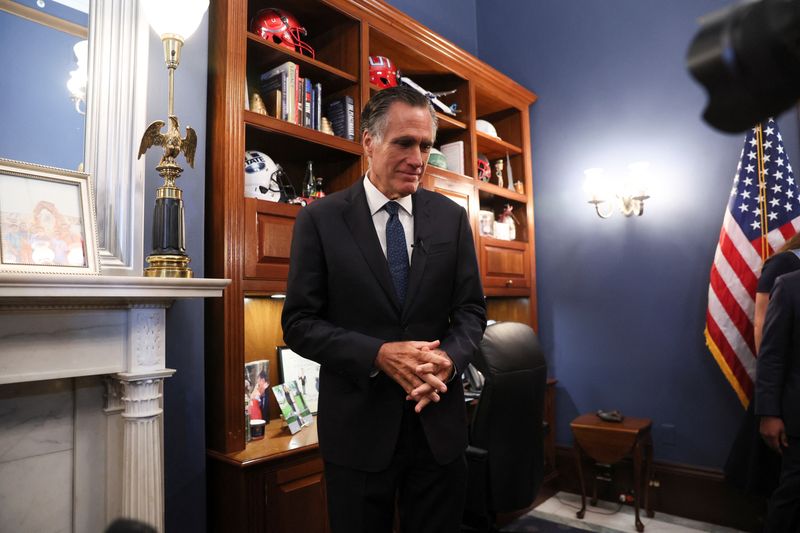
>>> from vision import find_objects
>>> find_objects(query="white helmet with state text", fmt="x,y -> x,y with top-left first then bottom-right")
244,150 -> 282,202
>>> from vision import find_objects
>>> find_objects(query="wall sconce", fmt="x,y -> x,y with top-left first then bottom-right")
66,39 -> 88,115
583,161 -> 651,218
137,0 -> 209,278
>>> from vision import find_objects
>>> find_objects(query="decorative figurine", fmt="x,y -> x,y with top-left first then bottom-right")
497,203 -> 517,241
494,159 -> 504,189
250,92 -> 267,115
321,117 -> 334,135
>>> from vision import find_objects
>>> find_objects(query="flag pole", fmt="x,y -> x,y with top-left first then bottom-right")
756,123 -> 769,260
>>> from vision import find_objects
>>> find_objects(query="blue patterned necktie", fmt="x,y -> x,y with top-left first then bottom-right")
384,201 -> 409,304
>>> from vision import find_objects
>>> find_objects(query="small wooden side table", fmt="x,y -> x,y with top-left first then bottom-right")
570,413 -> 654,532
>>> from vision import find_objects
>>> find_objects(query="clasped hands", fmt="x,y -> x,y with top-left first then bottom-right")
375,340 -> 453,413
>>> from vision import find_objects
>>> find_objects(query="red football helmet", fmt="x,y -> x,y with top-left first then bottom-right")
477,153 -> 492,182
251,8 -> 315,58
369,55 -> 399,89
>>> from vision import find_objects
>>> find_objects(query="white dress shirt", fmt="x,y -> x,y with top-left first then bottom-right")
363,174 -> 414,262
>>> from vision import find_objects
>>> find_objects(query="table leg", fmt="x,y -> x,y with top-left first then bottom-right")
573,443 -> 587,519
633,440 -> 644,532
645,435 -> 654,518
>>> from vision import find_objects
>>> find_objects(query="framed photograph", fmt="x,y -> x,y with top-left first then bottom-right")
272,381 -> 313,434
0,159 -> 99,274
277,346 -> 320,414
245,359 -> 270,423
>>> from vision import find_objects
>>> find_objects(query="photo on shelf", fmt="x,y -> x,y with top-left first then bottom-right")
478,210 -> 494,237
278,346 -> 320,414
245,359 -> 270,424
272,380 -> 313,434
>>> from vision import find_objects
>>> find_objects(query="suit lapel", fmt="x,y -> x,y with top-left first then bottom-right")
403,190 -> 432,320
343,181 -> 403,312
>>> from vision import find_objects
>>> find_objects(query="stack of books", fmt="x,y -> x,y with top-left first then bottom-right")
257,61 -> 323,130
325,95 -> 355,141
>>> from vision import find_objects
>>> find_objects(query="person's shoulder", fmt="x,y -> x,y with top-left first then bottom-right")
303,183 -> 359,215
764,251 -> 800,275
776,268 -> 800,288
772,250 -> 800,264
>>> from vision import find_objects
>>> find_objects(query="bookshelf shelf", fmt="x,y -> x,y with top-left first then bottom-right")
246,33 -> 358,90
436,112 -> 466,131
244,110 -> 363,155
476,130 -> 522,159
477,179 -> 527,203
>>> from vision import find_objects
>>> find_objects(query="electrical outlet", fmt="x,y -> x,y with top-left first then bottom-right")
660,423 -> 676,446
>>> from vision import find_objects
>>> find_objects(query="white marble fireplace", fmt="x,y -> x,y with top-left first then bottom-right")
0,274 -> 227,532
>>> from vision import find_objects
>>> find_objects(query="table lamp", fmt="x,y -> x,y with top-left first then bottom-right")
138,0 -> 209,278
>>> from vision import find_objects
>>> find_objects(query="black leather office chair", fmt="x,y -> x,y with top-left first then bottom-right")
462,321 -> 548,532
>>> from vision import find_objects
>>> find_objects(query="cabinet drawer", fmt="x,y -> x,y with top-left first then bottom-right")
244,198 -> 301,281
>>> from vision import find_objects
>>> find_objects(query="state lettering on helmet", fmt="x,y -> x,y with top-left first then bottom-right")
244,150 -> 283,202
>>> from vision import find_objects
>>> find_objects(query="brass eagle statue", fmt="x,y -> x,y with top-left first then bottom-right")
138,116 -> 197,184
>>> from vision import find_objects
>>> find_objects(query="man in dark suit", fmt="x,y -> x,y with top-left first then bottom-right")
756,269 -> 800,531
281,86 -> 486,533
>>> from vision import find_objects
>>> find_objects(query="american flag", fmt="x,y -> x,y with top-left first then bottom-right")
706,118 -> 800,407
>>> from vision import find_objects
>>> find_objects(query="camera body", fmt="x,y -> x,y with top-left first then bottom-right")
687,0 -> 800,133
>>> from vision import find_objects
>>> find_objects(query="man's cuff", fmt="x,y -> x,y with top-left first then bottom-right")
446,361 -> 458,383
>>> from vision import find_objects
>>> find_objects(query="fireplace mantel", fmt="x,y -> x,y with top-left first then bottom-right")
0,274 -> 228,532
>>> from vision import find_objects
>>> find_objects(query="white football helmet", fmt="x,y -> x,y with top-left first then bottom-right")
244,150 -> 282,202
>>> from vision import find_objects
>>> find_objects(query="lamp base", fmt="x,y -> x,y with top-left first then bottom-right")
144,254 -> 192,278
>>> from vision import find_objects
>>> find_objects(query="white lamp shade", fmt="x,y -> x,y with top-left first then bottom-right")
583,167 -> 611,202
625,161 -> 651,197
141,0 -> 209,41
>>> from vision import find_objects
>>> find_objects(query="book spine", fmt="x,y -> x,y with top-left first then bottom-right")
281,73 -> 289,121
304,78 -> 312,128
294,67 -> 302,125
311,85 -> 317,130
346,96 -> 354,141
285,64 -> 295,124
314,83 -> 322,131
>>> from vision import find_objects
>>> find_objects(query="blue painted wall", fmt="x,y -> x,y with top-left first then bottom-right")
469,0 -> 800,468
142,15 -> 209,533
385,0 -> 478,56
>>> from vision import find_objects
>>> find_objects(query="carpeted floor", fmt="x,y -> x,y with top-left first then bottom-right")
497,491 -> 746,533
499,513 -> 589,532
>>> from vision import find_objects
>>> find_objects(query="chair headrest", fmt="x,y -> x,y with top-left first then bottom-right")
477,321 -> 545,375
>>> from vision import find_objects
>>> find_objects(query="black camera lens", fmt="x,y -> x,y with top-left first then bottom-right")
687,0 -> 800,133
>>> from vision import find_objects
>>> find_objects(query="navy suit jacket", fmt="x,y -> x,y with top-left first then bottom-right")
281,179 -> 486,471
756,269 -> 800,437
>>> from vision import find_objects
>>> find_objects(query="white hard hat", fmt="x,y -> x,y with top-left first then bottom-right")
476,119 -> 499,138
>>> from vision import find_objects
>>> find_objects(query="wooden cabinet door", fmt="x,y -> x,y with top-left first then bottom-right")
480,236 -> 531,295
244,199 -> 301,282
265,455 -> 329,533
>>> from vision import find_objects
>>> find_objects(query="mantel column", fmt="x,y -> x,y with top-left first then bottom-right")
117,306 -> 174,532
116,370 -> 175,532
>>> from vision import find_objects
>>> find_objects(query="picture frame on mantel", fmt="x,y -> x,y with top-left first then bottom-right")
0,158 -> 99,275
